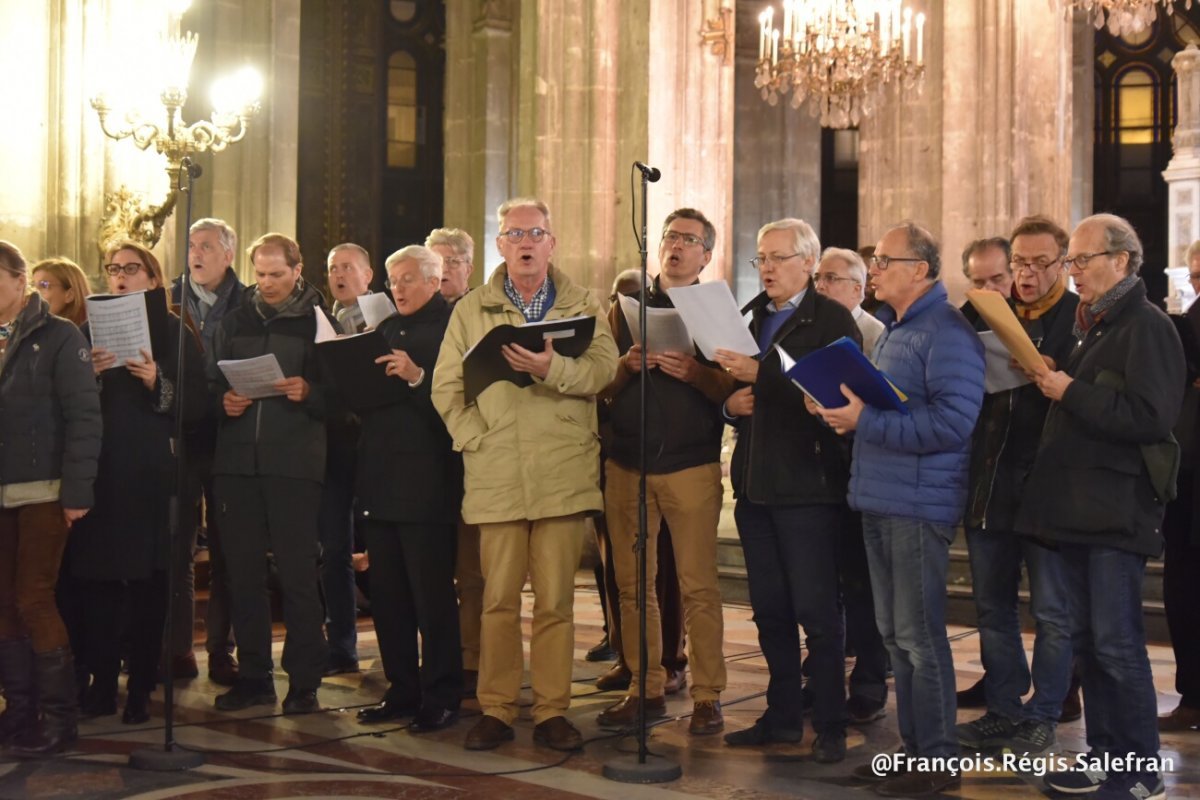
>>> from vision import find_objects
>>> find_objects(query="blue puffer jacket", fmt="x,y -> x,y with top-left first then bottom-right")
848,281 -> 985,526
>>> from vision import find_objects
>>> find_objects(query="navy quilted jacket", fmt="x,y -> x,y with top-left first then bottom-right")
848,281 -> 985,526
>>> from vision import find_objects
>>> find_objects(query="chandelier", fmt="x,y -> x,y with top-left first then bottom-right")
1063,0 -> 1190,36
90,0 -> 262,249
755,0 -> 926,129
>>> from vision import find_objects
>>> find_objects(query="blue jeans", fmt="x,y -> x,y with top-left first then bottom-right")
1060,544 -> 1160,760
862,513 -> 957,758
734,500 -> 845,735
318,452 -> 359,665
966,528 -> 1073,723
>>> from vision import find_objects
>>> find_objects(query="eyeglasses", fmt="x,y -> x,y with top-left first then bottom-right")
385,273 -> 425,290
500,227 -> 549,243
443,257 -> 471,267
34,280 -> 58,291
104,263 -> 144,276
662,231 -> 706,248
1062,251 -> 1117,271
868,255 -> 924,271
813,273 -> 856,285
1010,256 -> 1062,273
749,253 -> 802,269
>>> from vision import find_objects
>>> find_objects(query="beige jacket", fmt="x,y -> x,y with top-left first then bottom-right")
432,265 -> 619,524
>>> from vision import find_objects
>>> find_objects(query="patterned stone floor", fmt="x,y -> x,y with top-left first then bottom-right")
1,577 -> 1196,799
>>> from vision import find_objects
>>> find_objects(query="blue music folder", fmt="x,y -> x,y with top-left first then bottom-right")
780,336 -> 910,415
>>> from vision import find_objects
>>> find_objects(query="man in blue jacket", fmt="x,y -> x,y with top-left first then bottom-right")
817,223 -> 985,798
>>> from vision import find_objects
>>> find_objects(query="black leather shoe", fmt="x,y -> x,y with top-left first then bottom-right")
586,637 -> 617,662
323,658 -> 360,676
281,687 -> 320,714
956,677 -> 987,709
723,717 -> 803,747
408,707 -> 459,733
214,678 -> 277,711
121,692 -> 150,725
357,698 -> 419,724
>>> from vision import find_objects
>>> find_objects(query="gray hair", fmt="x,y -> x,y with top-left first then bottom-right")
757,218 -> 820,263
960,237 -> 1011,278
385,245 -> 442,281
326,242 -> 371,269
497,196 -> 552,230
425,228 -> 475,261
1187,240 -> 1200,265
898,222 -> 941,280
1083,213 -> 1144,275
611,268 -> 650,298
190,217 -> 237,256
662,208 -> 716,252
819,247 -> 867,293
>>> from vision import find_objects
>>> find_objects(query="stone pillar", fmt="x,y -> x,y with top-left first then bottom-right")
1163,44 -> 1200,274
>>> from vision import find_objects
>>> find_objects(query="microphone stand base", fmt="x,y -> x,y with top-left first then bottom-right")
602,753 -> 682,784
128,745 -> 205,772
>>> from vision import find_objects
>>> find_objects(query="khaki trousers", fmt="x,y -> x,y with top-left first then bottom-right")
455,520 -> 483,672
477,514 -> 586,725
604,460 -> 727,700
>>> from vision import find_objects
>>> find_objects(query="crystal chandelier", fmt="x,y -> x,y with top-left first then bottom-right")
755,0 -> 926,129
1064,0 -> 1190,36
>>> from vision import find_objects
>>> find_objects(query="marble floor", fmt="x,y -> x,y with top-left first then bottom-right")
1,576 -> 1196,799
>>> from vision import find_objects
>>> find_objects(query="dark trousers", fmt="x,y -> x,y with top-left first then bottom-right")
215,475 -> 327,690
318,451 -> 359,665
734,499 -> 846,735
364,520 -> 463,712
0,502 -> 71,653
1163,476 -> 1200,707
70,572 -> 167,695
838,509 -> 889,705
182,452 -> 233,658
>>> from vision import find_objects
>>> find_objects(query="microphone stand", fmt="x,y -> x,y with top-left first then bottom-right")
603,163 -> 681,784
129,157 -> 205,771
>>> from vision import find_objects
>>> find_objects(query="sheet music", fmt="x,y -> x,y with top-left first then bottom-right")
665,282 -> 759,359
314,306 -> 340,343
617,294 -> 694,354
217,354 -> 286,400
85,292 -> 152,368
979,331 -> 1032,394
359,293 -> 397,329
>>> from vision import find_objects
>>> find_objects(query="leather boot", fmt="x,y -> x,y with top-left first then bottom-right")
6,647 -> 78,758
0,638 -> 36,745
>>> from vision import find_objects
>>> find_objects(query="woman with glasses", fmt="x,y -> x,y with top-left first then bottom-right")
63,241 -> 204,725
30,258 -> 90,327
0,241 -> 100,758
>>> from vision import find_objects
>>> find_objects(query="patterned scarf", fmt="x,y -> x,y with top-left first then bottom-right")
254,276 -> 307,321
1072,273 -> 1140,339
1015,273 -> 1067,321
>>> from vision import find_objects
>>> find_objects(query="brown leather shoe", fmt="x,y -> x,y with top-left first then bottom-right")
689,700 -> 724,735
597,695 -> 667,729
1059,683 -> 1082,723
663,668 -> 688,696
1159,704 -> 1200,732
208,652 -> 239,687
170,652 -> 199,681
464,715 -> 514,750
595,663 -> 631,691
876,768 -> 960,797
533,715 -> 583,751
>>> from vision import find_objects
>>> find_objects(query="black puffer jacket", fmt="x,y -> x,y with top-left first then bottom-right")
963,291 -> 1080,531
356,293 -> 462,524
0,293 -> 101,509
1017,281 -> 1184,556
207,282 -> 330,483
729,289 -> 861,505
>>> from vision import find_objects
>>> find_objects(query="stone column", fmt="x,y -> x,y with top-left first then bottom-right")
1163,44 -> 1200,274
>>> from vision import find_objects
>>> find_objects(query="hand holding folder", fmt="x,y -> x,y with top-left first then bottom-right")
779,336 -> 909,414
462,315 -> 596,404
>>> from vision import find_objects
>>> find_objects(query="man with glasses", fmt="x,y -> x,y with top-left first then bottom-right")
596,208 -> 734,736
432,197 -> 618,752
715,219 -> 860,762
1021,215 -> 1182,800
815,247 -> 886,356
816,223 -> 984,797
957,217 -> 1079,758
426,228 -> 475,306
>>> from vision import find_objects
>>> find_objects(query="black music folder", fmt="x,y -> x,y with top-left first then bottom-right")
463,315 -> 596,404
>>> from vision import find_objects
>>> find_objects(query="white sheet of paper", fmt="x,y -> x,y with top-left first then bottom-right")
358,293 -> 397,329
665,282 -> 759,359
218,354 -> 287,400
617,294 -> 694,354
85,292 -> 152,368
314,306 -> 340,343
979,331 -> 1032,394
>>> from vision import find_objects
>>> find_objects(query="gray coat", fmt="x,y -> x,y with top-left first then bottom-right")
0,293 -> 102,509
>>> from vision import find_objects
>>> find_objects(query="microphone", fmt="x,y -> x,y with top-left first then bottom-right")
634,161 -> 661,182
182,158 -> 202,179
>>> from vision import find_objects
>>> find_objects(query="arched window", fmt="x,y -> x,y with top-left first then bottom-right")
387,51 -> 418,168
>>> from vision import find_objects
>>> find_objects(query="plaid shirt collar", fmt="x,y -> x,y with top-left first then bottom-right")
503,273 -> 553,322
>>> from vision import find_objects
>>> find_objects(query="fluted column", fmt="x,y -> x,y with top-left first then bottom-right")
1163,44 -> 1200,276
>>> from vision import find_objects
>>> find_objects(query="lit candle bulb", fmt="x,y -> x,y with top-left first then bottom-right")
759,11 -> 768,61
902,7 -> 912,61
772,29 -> 780,66
783,0 -> 792,45
916,12 -> 925,65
